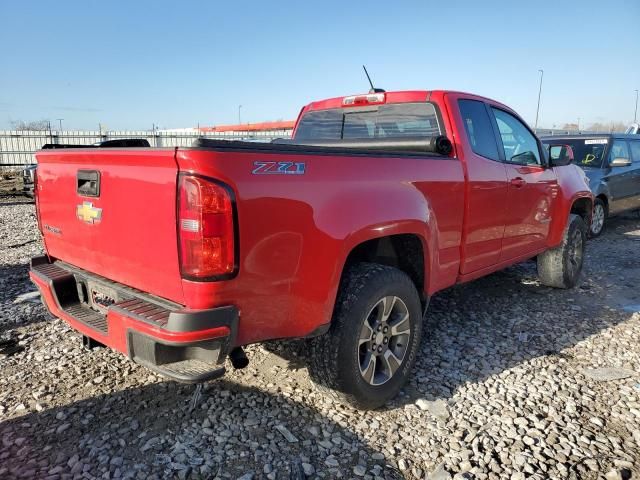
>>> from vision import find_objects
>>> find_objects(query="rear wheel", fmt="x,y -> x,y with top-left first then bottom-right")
308,263 -> 422,409
589,198 -> 606,237
537,214 -> 587,289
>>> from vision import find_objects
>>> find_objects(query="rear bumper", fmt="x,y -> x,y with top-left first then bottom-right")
29,256 -> 238,383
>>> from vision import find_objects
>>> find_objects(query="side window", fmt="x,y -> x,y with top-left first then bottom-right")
491,108 -> 541,166
626,140 -> 640,163
458,99 -> 500,161
609,140 -> 630,164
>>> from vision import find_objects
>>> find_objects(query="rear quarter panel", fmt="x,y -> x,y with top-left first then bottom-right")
177,148 -> 464,345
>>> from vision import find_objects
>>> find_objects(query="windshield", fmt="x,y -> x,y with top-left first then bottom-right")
294,102 -> 442,140
543,138 -> 608,168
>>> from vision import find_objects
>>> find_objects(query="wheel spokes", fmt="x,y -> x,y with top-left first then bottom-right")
381,350 -> 401,378
380,296 -> 397,323
390,312 -> 410,336
359,321 -> 374,346
361,352 -> 376,384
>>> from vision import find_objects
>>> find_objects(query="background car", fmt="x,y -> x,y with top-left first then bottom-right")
542,134 -> 640,236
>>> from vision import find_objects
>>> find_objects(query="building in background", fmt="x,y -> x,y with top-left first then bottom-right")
196,120 -> 295,138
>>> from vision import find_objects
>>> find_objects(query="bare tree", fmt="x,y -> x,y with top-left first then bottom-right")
586,121 -> 627,133
10,119 -> 51,131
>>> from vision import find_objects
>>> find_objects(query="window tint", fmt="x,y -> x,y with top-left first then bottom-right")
492,108 -> 541,165
609,140 -> 630,163
294,109 -> 343,140
294,103 -> 442,141
458,99 -> 499,161
627,140 -> 640,163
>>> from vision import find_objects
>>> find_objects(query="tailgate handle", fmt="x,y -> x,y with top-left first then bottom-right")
77,170 -> 100,197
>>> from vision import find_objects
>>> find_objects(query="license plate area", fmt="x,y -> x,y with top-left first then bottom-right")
86,281 -> 118,314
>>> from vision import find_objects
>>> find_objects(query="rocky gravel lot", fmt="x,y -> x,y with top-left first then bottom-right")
1,196 -> 639,480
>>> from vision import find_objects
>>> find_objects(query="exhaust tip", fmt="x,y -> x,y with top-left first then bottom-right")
229,347 -> 249,369
82,335 -> 105,350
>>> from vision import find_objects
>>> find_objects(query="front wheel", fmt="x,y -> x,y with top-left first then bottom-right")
537,214 -> 587,289
589,198 -> 606,237
308,263 -> 423,410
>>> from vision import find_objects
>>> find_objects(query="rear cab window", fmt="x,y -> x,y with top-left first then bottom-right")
294,102 -> 443,141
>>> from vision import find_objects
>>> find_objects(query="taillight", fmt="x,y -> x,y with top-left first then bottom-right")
177,174 -> 235,279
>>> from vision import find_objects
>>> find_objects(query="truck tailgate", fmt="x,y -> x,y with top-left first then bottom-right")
35,148 -> 184,304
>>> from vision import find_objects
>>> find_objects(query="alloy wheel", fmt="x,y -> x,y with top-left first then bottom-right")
567,228 -> 584,277
357,296 -> 411,386
591,203 -> 605,235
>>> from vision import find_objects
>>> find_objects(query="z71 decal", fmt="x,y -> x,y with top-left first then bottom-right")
252,161 -> 306,175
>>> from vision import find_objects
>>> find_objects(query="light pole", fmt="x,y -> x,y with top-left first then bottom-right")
634,89 -> 638,123
577,117 -> 580,132
534,69 -> 544,130
56,118 -> 64,131
238,105 -> 242,125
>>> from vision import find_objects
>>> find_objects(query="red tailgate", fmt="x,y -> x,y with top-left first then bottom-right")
35,148 -> 184,304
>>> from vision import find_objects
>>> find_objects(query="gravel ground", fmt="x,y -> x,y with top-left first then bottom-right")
1,197 -> 639,480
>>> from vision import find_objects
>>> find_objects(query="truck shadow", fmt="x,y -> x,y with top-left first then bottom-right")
267,216 -> 640,410
0,379 -> 405,479
403,214 -> 640,406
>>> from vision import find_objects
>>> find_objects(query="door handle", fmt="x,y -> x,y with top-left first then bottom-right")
510,177 -> 526,188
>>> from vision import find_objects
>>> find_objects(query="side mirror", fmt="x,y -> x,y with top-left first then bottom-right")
610,157 -> 632,167
549,144 -> 574,167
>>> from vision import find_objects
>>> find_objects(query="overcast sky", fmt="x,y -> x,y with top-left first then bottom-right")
1,0 -> 638,130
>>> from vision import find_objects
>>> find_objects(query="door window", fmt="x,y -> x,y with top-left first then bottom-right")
492,108 -> 541,166
628,140 -> 640,163
609,140 -> 630,164
458,99 -> 500,161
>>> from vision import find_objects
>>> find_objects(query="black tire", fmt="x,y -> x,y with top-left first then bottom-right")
589,198 -> 607,237
537,214 -> 587,289
308,263 -> 423,409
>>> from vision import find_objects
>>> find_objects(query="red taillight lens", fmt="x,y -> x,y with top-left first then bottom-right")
178,175 -> 235,279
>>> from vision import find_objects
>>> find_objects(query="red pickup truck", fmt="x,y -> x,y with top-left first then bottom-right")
30,90 -> 592,408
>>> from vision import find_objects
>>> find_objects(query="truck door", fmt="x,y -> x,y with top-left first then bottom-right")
453,97 -> 509,274
489,107 -> 558,262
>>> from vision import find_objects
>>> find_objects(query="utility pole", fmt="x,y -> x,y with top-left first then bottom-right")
635,89 -> 638,123
577,117 -> 580,132
534,69 -> 544,130
56,118 -> 64,131
238,105 -> 242,125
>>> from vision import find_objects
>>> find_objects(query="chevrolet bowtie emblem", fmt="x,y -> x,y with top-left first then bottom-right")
76,201 -> 102,224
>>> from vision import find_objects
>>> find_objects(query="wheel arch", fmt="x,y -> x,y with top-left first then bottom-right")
337,231 -> 431,308
570,196 -> 594,226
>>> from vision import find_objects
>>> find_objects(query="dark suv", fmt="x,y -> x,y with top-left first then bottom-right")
541,134 -> 640,236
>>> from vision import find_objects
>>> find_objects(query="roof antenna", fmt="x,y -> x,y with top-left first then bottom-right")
362,65 -> 385,94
